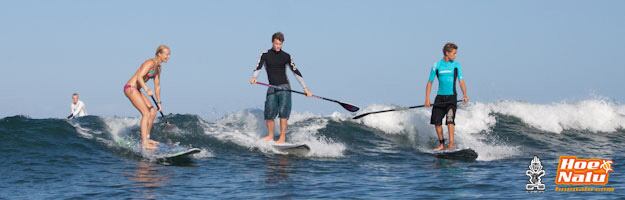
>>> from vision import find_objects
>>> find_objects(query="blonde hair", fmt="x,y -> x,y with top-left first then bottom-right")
155,45 -> 170,57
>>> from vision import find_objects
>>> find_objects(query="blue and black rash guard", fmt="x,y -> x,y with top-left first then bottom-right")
252,49 -> 308,88
428,59 -> 464,96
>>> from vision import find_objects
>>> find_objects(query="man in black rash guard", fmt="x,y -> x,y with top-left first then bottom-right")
249,32 -> 313,144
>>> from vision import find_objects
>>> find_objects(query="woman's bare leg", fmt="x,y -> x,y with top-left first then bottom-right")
125,89 -> 157,149
140,94 -> 159,145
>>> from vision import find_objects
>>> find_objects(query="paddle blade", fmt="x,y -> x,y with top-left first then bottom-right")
163,122 -> 175,130
339,102 -> 360,112
158,114 -> 175,130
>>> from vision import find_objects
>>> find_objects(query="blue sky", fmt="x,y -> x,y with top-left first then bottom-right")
1,0 -> 624,118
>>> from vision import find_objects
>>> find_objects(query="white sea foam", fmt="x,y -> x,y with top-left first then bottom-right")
352,102 -> 515,161
203,109 -> 346,158
490,100 -> 625,133
70,117 -> 215,158
352,99 -> 625,161
67,99 -> 624,162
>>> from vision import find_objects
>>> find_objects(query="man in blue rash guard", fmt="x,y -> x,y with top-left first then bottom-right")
424,42 -> 469,151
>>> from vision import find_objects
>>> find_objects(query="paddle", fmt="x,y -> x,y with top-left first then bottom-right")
255,82 -> 360,112
352,100 -> 464,119
150,95 -> 172,126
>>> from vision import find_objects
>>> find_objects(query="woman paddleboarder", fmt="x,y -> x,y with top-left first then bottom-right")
124,45 -> 170,149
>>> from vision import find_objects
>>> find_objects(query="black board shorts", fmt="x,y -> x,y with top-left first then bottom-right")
430,95 -> 457,126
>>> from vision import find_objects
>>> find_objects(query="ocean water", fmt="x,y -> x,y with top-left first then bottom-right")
1,99 -> 624,199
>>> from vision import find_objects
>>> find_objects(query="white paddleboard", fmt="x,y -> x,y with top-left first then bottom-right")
273,143 -> 310,155
155,147 -> 201,162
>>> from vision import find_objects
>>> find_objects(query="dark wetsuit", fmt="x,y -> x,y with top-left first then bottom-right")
252,49 -> 308,119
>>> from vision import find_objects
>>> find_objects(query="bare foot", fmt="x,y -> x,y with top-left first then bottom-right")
433,144 -> 445,151
275,138 -> 286,144
148,139 -> 160,146
262,135 -> 274,142
446,143 -> 456,150
142,142 -> 157,150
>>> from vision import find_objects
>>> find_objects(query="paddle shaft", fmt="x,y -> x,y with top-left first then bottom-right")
254,82 -> 359,112
353,100 -> 464,119
256,82 -> 319,99
150,95 -> 166,118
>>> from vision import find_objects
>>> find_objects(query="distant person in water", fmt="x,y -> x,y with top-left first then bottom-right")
249,32 -> 313,144
124,45 -> 170,150
68,93 -> 87,119
424,42 -> 469,150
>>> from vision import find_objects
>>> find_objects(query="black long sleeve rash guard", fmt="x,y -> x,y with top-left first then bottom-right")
252,49 -> 308,89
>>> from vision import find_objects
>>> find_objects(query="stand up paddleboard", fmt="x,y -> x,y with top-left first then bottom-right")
154,147 -> 201,163
273,143 -> 310,155
430,148 -> 478,161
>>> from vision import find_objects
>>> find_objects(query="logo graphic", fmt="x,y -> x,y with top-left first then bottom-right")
526,155 -> 546,191
555,156 -> 613,185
